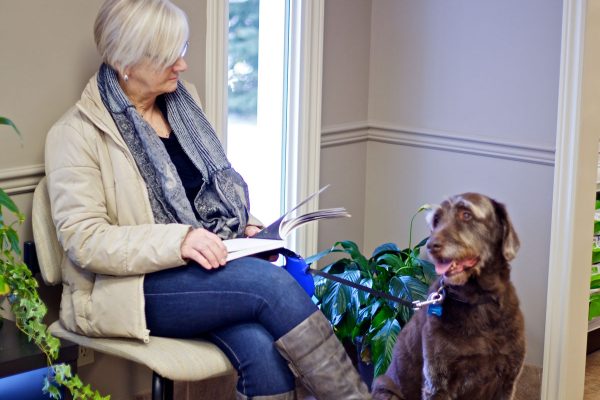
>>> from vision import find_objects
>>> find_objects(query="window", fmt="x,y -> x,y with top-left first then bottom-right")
227,0 -> 286,225
205,0 -> 324,255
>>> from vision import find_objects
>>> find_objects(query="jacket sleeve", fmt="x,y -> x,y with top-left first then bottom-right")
45,115 -> 191,276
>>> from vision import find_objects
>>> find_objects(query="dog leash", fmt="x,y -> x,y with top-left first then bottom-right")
277,248 -> 445,312
307,268 -> 446,311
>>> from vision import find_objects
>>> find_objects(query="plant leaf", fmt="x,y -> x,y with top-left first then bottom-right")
357,277 -> 373,304
335,312 -> 358,340
399,276 -> 429,301
370,304 -> 395,331
304,246 -> 336,266
415,236 -> 429,249
389,276 -> 413,303
0,116 -> 21,136
320,270 -> 361,326
372,243 -> 400,258
375,253 -> 404,273
325,258 -> 358,274
0,188 -> 20,215
0,275 -> 9,295
336,241 -> 370,270
371,318 -> 401,377
416,258 -> 437,284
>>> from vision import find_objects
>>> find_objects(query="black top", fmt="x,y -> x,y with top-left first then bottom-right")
156,95 -> 203,220
160,133 -> 204,219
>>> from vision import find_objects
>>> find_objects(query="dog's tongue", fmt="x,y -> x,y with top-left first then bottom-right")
435,258 -> 478,276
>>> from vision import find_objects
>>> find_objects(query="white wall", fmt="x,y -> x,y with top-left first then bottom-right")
320,0 -> 563,367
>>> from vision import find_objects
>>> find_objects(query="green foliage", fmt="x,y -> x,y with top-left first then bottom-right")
0,187 -> 108,399
308,206 -> 436,377
228,0 -> 259,116
2,120 -> 108,398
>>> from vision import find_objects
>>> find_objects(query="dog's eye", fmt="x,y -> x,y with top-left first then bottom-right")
432,214 -> 440,227
459,210 -> 472,221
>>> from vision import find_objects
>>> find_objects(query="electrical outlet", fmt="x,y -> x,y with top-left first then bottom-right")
77,346 -> 94,367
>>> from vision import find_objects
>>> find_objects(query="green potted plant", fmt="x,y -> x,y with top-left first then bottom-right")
590,200 -> 600,320
1,116 -> 108,399
307,205 -> 436,381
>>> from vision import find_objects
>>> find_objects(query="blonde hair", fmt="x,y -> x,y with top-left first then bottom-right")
94,0 -> 189,73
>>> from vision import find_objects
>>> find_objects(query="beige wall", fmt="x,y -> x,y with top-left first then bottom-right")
318,0 -> 372,251
0,1 -> 207,398
320,0 -> 563,367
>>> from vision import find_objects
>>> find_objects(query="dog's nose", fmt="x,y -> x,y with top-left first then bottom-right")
427,238 -> 442,253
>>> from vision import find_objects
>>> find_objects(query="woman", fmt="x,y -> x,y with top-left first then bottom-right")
45,0 -> 370,399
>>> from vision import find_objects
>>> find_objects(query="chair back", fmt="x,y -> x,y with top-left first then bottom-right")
32,177 -> 63,285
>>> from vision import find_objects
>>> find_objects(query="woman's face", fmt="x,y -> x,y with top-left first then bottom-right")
125,56 -> 188,98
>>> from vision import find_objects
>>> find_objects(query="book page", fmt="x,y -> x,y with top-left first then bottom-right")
224,238 -> 285,261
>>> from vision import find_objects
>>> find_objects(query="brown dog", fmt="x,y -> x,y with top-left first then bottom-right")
372,193 -> 525,400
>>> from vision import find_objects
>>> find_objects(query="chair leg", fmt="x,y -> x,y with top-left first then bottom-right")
164,377 -> 174,399
152,371 -> 174,400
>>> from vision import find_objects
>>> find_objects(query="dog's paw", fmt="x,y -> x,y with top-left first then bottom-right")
371,376 -> 405,400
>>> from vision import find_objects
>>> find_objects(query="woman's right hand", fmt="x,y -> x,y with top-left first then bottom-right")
180,228 -> 227,270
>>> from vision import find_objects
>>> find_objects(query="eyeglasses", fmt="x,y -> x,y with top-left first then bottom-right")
180,41 -> 189,58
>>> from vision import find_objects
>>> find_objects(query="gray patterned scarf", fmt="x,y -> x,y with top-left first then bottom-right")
97,63 -> 249,239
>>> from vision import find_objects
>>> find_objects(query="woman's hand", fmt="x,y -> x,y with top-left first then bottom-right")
181,228 -> 227,270
244,225 -> 262,237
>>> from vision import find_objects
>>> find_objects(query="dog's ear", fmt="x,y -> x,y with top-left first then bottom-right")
492,199 -> 520,261
425,204 -> 440,230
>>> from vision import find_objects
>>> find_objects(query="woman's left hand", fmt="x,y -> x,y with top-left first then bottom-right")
245,225 -> 262,237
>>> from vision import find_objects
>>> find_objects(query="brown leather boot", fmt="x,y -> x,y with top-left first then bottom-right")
275,311 -> 372,400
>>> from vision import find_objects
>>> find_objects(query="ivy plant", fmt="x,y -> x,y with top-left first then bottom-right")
1,116 -> 108,399
307,205 -> 436,378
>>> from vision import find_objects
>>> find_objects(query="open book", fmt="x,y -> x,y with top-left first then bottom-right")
224,185 -> 350,261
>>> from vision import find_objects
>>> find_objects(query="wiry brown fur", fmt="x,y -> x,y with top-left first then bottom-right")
372,193 -> 525,400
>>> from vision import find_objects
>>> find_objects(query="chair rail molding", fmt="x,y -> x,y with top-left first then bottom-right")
321,121 -> 555,166
0,164 -> 45,195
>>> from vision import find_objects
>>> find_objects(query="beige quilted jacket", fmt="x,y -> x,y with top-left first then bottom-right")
45,74 -> 253,341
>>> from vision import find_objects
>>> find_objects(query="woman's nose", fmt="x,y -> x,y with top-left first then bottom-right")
173,57 -> 188,72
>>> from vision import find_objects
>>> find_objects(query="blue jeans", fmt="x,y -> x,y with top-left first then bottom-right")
144,256 -> 318,397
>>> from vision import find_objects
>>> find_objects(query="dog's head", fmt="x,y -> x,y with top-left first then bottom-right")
425,193 -> 519,286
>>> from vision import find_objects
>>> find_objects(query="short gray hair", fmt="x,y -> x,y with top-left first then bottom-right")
94,0 -> 189,73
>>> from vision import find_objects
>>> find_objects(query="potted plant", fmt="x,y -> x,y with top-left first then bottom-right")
1,116 -> 108,399
307,205 -> 436,383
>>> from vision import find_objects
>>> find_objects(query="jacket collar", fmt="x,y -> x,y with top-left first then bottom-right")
75,73 -> 129,150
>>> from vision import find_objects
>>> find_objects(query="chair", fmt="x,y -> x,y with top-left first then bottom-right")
31,177 -> 234,400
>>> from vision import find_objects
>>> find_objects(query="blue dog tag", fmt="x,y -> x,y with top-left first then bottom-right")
428,303 -> 443,317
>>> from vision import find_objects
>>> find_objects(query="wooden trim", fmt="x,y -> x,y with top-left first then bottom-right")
285,0 -> 325,258
542,0 -> 599,398
204,0 -> 229,146
0,164 -> 45,195
321,121 -> 555,165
